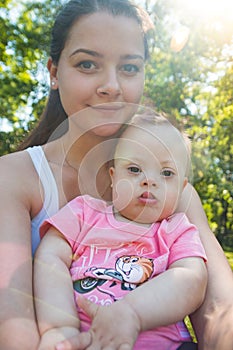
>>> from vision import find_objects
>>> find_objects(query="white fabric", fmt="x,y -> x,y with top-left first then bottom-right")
27,146 -> 59,255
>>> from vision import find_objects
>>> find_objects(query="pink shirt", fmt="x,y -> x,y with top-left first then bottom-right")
41,195 -> 206,350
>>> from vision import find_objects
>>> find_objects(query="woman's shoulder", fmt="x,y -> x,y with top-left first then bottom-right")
0,149 -> 37,178
0,149 -> 43,214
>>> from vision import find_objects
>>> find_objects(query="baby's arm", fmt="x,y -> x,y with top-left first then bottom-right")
34,228 -> 90,350
124,256 -> 207,330
57,256 -> 207,350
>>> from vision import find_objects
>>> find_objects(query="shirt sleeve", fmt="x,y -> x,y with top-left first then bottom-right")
40,196 -> 85,250
160,213 -> 207,266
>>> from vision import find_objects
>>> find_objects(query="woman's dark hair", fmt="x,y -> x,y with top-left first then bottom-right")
19,0 -> 153,150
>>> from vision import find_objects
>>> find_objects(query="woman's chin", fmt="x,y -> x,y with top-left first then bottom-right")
90,123 -> 124,138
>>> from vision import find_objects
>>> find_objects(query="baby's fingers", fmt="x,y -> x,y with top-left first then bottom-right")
56,332 -> 91,350
77,295 -> 99,320
85,330 -> 134,350
85,342 -> 133,350
119,344 -> 132,350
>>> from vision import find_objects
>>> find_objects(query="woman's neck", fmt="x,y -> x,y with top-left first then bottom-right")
60,129 -> 116,201
61,129 -> 117,171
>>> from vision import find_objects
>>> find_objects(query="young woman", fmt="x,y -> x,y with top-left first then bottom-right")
0,1 -> 232,349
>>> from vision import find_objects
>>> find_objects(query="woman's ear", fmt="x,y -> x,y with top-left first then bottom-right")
47,57 -> 58,89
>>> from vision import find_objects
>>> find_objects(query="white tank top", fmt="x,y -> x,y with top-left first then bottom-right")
26,146 -> 59,255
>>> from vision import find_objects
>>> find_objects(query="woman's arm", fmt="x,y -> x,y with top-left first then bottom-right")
178,183 -> 233,350
0,154 -> 40,350
34,227 -> 90,350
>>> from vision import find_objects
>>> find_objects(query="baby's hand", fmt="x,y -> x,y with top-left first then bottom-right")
38,326 -> 91,350
78,296 -> 141,350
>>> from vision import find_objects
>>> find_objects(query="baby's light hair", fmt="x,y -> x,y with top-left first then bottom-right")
125,109 -> 192,178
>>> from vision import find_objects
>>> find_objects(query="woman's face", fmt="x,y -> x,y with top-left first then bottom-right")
50,12 -> 145,137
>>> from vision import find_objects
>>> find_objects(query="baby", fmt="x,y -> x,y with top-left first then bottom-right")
34,111 -> 207,350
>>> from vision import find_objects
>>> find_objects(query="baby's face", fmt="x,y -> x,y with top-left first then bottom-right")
110,123 -> 188,224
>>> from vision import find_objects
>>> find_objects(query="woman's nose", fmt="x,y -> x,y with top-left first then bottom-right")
97,70 -> 122,97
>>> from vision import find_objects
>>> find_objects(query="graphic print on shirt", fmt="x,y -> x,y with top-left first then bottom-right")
73,255 -> 154,302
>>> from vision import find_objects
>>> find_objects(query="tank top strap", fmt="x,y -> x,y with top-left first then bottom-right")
26,146 -> 59,254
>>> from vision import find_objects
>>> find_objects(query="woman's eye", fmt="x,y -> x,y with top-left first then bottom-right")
161,170 -> 174,177
128,166 -> 141,174
76,61 -> 97,71
121,64 -> 140,74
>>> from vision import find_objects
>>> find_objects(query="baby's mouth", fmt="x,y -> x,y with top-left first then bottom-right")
140,191 -> 155,199
138,192 -> 158,204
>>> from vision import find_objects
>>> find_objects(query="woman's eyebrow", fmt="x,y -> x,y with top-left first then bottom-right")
120,54 -> 144,61
70,49 -> 144,61
70,48 -> 103,58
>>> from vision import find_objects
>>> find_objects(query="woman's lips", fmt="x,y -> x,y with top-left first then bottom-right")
91,104 -> 125,112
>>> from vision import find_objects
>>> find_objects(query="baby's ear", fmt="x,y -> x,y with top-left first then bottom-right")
109,166 -> 115,178
109,167 -> 115,188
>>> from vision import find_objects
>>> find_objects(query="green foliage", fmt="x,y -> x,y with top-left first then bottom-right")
188,65 -> 233,248
0,0 -> 63,125
0,0 -> 232,248
0,128 -> 26,154
225,251 -> 233,271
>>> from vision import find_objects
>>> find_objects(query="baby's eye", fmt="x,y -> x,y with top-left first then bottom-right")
128,166 -> 141,174
161,169 -> 174,177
